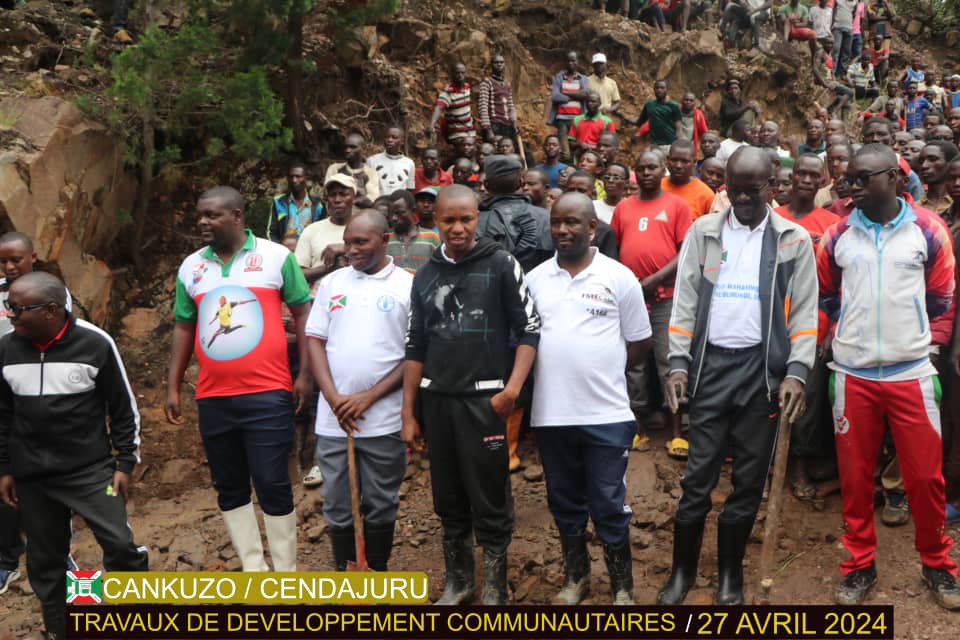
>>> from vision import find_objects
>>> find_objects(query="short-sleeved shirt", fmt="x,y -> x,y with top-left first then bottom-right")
777,2 -> 809,21
661,177 -> 716,220
905,97 -> 932,130
174,230 -> 311,399
386,229 -> 441,273
833,0 -> 857,29
526,249 -> 651,427
809,5 -> 833,38
368,152 -> 416,196
305,259 -> 413,438
568,112 -> 616,146
295,219 -> 347,293
534,162 -> 569,188
586,75 -> 621,112
414,167 -> 454,191
865,46 -> 889,68
639,99 -> 682,146
610,192 -> 692,300
436,82 -> 474,141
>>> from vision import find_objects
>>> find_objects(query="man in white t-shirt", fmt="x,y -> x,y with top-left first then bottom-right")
306,211 -> 412,572
295,174 -> 356,294
526,192 -> 652,606
367,126 -> 416,197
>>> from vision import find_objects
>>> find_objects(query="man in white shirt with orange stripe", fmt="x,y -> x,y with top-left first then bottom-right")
658,147 -> 816,607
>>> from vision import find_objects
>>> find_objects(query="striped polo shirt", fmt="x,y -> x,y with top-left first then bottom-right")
437,82 -> 475,141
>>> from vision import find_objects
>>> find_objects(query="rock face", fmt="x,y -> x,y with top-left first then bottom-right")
0,96 -> 136,325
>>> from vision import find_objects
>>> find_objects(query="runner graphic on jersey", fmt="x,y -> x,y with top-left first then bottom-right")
206,295 -> 256,348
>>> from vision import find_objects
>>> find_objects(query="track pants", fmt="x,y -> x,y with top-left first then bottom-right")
421,391 -> 513,554
677,345 -> 778,526
17,459 -> 147,636
315,433 -> 407,529
0,503 -> 23,571
537,422 -> 635,546
831,372 -> 957,576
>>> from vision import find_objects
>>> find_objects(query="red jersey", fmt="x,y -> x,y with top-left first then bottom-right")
774,205 -> 840,243
611,193 -> 692,301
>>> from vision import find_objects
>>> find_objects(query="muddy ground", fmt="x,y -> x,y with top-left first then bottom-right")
0,354 -> 957,640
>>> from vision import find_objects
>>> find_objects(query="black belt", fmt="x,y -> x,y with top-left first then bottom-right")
706,343 -> 762,355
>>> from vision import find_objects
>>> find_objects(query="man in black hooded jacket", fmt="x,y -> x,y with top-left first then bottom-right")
401,184 -> 540,606
478,155 -> 553,272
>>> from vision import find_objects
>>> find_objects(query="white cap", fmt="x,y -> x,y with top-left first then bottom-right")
592,53 -> 607,64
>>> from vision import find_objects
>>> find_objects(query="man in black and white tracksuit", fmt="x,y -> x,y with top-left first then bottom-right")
0,272 -> 147,640
402,184 -> 540,605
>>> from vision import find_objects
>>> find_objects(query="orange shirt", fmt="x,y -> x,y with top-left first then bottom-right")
775,204 -> 840,344
611,192 -> 692,301
661,177 -> 715,220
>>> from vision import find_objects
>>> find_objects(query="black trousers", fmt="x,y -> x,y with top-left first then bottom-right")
17,459 -> 147,636
791,355 -> 833,458
0,503 -> 23,571
677,345 -> 779,525
421,391 -> 514,554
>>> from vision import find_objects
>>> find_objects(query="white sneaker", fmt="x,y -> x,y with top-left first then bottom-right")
0,569 -> 20,596
302,466 -> 323,488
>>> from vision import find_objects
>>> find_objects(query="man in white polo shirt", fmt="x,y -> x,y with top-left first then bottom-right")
657,146 -> 817,606
306,211 -> 412,572
527,192 -> 652,605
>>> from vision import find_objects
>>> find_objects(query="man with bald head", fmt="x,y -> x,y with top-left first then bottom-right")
0,272 -> 147,638
658,146 -> 818,606
167,185 -> 312,575
306,211 -> 412,572
526,192 -> 652,605
818,144 -> 960,608
402,184 -> 540,605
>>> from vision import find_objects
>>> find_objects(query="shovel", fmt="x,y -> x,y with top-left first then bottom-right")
754,411 -> 792,604
346,433 -> 371,572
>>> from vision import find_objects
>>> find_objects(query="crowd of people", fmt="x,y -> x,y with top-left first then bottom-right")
3,8 -> 960,639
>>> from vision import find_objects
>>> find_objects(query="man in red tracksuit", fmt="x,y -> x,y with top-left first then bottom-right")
818,144 -> 960,609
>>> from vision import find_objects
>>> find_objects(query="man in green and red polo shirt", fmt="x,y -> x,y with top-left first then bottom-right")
165,186 -> 312,574
568,92 -> 616,157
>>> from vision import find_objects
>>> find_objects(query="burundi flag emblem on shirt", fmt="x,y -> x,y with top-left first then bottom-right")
721,249 -> 728,263
329,294 -> 347,311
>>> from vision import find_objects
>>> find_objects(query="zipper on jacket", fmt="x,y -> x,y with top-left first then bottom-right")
764,228 -> 783,401
876,243 -> 883,377
39,351 -> 44,397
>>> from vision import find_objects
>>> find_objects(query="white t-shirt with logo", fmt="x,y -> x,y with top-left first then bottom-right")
305,259 -> 413,438
707,212 -> 767,349
526,249 -> 652,427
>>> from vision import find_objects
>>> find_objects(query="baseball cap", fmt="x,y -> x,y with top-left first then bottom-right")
324,173 -> 357,192
416,186 -> 440,199
592,53 -> 607,64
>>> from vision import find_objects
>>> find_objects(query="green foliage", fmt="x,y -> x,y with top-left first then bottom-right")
103,19 -> 291,169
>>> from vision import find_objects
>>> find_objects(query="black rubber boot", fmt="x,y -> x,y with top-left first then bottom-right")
435,537 -> 475,605
716,519 -> 752,605
552,531 -> 590,604
657,518 -> 705,604
42,603 -> 65,640
364,522 -> 396,572
328,525 -> 356,572
603,542 -> 634,605
481,549 -> 509,605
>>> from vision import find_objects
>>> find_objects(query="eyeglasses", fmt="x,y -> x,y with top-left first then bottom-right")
3,300 -> 55,316
839,168 -> 893,187
726,182 -> 772,199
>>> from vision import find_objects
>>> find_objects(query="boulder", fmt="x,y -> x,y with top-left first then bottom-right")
906,20 -> 923,37
120,307 -> 164,344
0,96 -> 136,325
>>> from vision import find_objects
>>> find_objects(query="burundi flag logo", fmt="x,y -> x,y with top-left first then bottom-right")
329,294 -> 348,312
66,570 -> 102,604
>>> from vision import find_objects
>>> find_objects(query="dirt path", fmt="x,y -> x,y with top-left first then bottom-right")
1,409 -> 957,640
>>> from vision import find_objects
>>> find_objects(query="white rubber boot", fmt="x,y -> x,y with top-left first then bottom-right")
263,510 -> 298,572
221,503 -> 268,571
